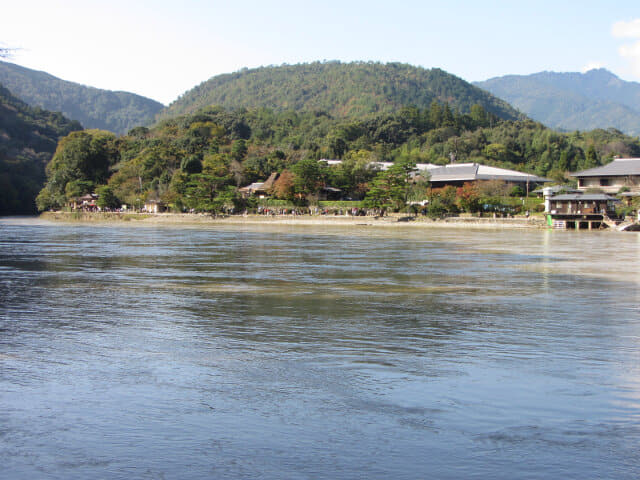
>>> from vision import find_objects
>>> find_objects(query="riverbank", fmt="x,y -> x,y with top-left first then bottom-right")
40,211 -> 548,229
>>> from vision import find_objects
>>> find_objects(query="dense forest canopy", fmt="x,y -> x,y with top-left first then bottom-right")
37,101 -> 640,215
0,61 -> 164,135
159,62 -> 524,123
0,83 -> 81,214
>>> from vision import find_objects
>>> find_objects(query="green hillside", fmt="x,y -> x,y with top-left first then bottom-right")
475,69 -> 640,136
0,83 -> 81,214
37,102 -> 640,214
160,62 -> 524,122
0,61 -> 164,135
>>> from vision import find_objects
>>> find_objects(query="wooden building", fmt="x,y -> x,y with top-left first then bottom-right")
547,193 -> 619,229
144,200 -> 167,213
318,186 -> 343,201
70,194 -> 98,211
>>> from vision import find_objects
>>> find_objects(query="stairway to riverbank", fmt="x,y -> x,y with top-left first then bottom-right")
618,221 -> 640,231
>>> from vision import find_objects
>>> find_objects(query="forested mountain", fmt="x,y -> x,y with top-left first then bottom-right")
0,61 -> 164,135
0,83 -> 81,214
37,102 -> 640,214
475,69 -> 640,136
160,62 -> 524,122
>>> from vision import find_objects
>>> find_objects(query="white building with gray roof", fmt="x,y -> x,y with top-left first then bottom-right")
572,158 -> 640,194
321,159 -> 549,190
417,163 -> 549,189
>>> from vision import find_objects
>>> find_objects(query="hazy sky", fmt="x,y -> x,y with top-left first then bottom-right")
2,0 -> 640,105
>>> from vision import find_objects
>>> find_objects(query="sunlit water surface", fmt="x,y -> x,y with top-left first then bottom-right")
1,218 -> 640,479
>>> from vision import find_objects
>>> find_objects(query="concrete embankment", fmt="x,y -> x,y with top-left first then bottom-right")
41,211 -> 547,229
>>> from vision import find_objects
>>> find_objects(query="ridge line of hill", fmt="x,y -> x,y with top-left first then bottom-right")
159,61 -> 525,123
0,60 -> 164,135
475,69 -> 640,136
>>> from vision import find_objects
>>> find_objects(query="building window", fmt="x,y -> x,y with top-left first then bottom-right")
578,179 -> 584,187
600,178 -> 609,186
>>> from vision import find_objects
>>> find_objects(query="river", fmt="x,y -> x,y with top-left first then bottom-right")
1,218 -> 639,479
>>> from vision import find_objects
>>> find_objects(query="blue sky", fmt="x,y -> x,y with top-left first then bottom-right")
2,0 -> 640,104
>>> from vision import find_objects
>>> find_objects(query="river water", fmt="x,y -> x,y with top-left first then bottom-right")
1,218 -> 639,479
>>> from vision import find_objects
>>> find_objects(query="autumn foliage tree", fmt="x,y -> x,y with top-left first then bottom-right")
455,182 -> 480,212
270,170 -> 296,201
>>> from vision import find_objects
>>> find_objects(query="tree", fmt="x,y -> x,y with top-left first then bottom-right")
291,158 -> 327,200
484,143 -> 508,162
477,179 -> 510,199
328,134 -> 347,158
456,182 -> 480,212
181,155 -> 203,174
470,104 -> 488,127
176,152 -> 235,213
441,104 -> 455,127
427,186 -> 457,218
509,185 -> 525,197
385,158 -> 418,207
95,185 -> 120,210
231,139 -> 248,161
584,145 -> 599,169
37,130 -> 119,209
557,150 -> 569,171
363,158 -> 417,212
65,179 -> 94,199
270,169 -> 296,200
428,100 -> 443,128
327,150 -> 379,199
128,126 -> 150,139
363,177 -> 391,212
183,174 -> 225,212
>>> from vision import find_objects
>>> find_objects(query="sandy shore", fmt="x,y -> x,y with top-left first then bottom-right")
40,211 -> 548,229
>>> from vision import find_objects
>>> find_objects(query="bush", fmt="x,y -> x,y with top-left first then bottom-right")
317,201 -> 364,209
258,198 -> 297,208
510,185 -> 525,197
426,197 -> 455,219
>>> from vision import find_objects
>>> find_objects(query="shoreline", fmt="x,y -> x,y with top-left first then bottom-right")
39,211 -> 548,229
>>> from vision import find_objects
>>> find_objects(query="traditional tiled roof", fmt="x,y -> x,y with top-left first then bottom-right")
550,194 -> 618,201
532,185 -> 579,195
239,182 -> 265,192
572,158 -> 640,177
323,159 -> 548,183
420,163 -> 548,183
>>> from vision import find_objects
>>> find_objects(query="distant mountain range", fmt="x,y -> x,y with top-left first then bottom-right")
160,61 -> 524,122
0,61 -> 164,135
475,69 -> 640,136
0,83 -> 81,214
